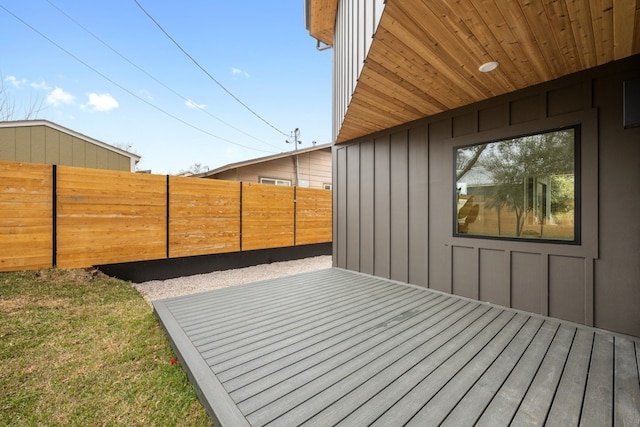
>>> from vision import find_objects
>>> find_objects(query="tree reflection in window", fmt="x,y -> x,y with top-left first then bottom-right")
455,127 -> 577,241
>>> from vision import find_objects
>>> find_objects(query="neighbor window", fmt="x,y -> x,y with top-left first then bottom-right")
455,127 -> 578,242
323,183 -> 332,190
259,177 -> 291,186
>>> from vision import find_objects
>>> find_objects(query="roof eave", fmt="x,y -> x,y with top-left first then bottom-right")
305,0 -> 337,46
0,119 -> 141,161
200,143 -> 332,178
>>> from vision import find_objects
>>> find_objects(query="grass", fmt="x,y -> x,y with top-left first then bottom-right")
0,268 -> 212,427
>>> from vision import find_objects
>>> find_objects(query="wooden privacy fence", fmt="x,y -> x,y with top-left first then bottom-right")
0,161 -> 332,271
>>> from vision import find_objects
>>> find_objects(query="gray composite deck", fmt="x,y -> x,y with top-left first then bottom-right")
153,268 -> 640,427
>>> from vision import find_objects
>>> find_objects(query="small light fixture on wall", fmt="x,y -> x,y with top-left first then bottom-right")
479,61 -> 499,73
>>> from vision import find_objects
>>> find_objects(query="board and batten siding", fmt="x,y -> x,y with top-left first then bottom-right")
333,56 -> 640,337
0,125 -> 133,171
333,0 -> 385,141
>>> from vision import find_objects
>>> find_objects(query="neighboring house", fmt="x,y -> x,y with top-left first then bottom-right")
0,120 -> 140,172
306,1 -> 640,337
199,143 -> 332,189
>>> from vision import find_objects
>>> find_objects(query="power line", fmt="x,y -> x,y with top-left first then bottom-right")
133,0 -> 290,137
44,0 -> 282,151
0,3 -> 276,154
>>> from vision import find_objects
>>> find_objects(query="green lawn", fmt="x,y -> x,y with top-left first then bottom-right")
0,268 -> 212,426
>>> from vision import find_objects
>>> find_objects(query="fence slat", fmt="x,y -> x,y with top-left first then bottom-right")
295,187 -> 333,245
169,177 -> 241,258
56,166 -> 166,268
241,182 -> 295,251
0,161 -> 53,271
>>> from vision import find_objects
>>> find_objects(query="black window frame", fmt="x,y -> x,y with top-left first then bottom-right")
452,125 -> 582,245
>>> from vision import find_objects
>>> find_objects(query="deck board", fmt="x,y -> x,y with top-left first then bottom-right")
356,311 -> 525,426
400,313 -> 530,426
475,321 -> 560,426
153,268 -> 640,427
545,329 -> 593,426
582,333 -> 614,426
221,292 -> 443,389
267,306 -> 501,426
438,317 -> 545,426
227,299 -> 468,397
242,302 -> 481,425
190,278 -> 403,342
199,281 -> 407,360
324,310 -> 518,427
511,325 -> 576,426
614,338 -> 640,426
181,273 -> 372,331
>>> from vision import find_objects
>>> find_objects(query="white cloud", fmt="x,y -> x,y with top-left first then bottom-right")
231,67 -> 250,78
5,75 -> 27,88
86,93 -> 119,112
46,87 -> 75,106
30,80 -> 50,90
185,99 -> 206,109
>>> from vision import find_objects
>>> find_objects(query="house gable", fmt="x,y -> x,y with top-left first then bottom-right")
0,120 -> 139,171
202,144 -> 332,189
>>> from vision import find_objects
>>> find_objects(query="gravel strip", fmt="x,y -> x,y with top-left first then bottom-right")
134,255 -> 332,303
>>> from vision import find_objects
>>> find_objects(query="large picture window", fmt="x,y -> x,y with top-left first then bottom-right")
455,127 -> 579,242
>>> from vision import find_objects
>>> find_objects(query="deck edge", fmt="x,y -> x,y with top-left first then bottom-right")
153,300 -> 251,427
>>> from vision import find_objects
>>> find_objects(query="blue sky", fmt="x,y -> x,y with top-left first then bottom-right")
0,0 -> 332,174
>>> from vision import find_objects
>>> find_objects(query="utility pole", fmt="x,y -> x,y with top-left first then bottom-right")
286,128 -> 301,186
286,128 -> 301,149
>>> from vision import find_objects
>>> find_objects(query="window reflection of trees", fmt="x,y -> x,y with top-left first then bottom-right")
456,128 -> 576,241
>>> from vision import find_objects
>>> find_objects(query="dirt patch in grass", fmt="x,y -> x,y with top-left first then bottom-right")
0,292 -> 71,313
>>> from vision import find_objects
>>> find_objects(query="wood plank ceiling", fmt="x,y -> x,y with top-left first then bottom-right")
322,0 -> 640,143
306,0 -> 337,46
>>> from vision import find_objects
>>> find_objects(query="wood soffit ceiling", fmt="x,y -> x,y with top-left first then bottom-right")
332,0 -> 640,143
307,0 -> 338,45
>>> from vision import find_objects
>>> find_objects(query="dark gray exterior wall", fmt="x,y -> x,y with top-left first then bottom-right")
333,55 -> 640,337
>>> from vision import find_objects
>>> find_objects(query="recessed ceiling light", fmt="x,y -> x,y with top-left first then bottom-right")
479,61 -> 499,73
